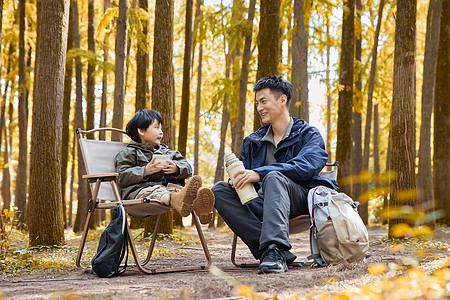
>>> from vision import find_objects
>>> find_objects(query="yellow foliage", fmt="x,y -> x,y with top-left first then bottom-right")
394,189 -> 418,202
391,223 -> 412,237
320,277 -> 338,284
235,285 -> 254,298
368,263 -> 388,275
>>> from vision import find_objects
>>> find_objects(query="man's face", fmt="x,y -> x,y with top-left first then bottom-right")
255,88 -> 286,124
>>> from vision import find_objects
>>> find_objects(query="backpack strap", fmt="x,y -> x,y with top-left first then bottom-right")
298,227 -> 327,268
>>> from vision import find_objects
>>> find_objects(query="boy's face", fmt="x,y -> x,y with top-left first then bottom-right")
138,119 -> 163,146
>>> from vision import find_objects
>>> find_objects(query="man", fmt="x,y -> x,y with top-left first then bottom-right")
212,76 -> 338,274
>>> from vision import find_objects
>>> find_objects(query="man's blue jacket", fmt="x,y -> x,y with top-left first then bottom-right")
239,117 -> 338,191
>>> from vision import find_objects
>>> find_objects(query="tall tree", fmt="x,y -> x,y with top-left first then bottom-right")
61,0 -> 75,228
15,0 -> 28,227
86,0 -> 96,133
254,0 -> 280,131
234,0 -> 256,157
72,0 -> 89,233
193,0 -> 204,175
325,3 -> 332,162
388,0 -> 417,236
352,0 -> 363,217
135,0 -> 149,112
336,0 -> 355,196
100,0 -> 111,141
28,0 -> 69,246
417,0 -> 443,205
290,0 -> 309,121
111,0 -> 128,141
361,0 -> 385,222
148,0 -> 175,235
177,0 -> 195,156
434,0 -> 450,225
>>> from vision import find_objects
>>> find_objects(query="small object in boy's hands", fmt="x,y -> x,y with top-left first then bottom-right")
153,154 -> 170,169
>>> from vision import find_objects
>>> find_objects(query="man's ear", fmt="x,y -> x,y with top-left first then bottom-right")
279,94 -> 288,107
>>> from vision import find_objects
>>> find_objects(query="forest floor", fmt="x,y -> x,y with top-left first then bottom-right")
0,222 -> 449,299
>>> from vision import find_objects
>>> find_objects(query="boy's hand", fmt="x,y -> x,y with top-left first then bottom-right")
231,170 -> 260,190
163,160 -> 179,174
144,157 -> 163,176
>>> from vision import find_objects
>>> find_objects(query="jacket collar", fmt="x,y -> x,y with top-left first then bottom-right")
246,117 -> 306,148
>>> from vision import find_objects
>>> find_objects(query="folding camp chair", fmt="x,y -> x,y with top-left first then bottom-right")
75,128 -> 211,274
230,162 -> 339,268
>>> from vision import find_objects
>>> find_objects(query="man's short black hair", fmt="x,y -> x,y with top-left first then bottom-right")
253,76 -> 292,106
126,109 -> 163,143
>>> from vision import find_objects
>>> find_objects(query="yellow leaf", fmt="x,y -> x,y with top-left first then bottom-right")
368,263 -> 388,275
320,277 -> 337,284
7,211 -> 15,219
391,223 -> 412,237
394,189 -> 418,202
235,285 -> 253,297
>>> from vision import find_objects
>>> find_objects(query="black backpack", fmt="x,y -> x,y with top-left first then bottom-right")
92,206 -> 129,278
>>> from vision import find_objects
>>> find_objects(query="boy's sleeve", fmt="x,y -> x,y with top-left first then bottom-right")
170,150 -> 193,179
114,148 -> 147,188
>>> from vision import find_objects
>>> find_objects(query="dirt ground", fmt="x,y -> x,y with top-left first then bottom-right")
1,224 -> 449,299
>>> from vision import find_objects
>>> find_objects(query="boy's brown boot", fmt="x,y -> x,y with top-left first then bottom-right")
193,187 -> 215,224
170,175 -> 202,217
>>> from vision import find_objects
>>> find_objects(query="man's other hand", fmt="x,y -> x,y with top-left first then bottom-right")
232,170 -> 260,190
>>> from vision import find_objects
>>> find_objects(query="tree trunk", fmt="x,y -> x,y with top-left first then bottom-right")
2,125 -> 11,212
417,0 -> 442,206
373,103 -> 380,188
61,0 -> 74,228
148,0 -> 175,235
254,0 -> 280,131
234,0 -> 256,157
433,0 -> 450,225
177,0 -> 194,156
69,131 -> 76,227
112,0 -> 128,141
336,0 -> 354,197
15,0 -> 28,228
135,0 -> 149,112
388,0 -> 417,237
100,0 -> 111,141
87,0 -> 96,134
290,0 -> 309,121
325,4 -> 332,162
353,0 -> 363,221
72,0 -> 89,233
28,0 -> 69,246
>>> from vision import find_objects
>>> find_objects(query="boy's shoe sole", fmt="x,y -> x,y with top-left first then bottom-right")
173,175 -> 202,217
194,187 -> 215,224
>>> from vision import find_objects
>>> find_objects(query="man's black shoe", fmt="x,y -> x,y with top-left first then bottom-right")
258,244 -> 288,274
285,250 -> 297,266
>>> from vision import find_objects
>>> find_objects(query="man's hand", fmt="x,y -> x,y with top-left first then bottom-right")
163,160 -> 179,174
232,170 -> 260,190
144,157 -> 163,176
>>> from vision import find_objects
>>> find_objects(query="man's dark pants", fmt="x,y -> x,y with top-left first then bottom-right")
212,171 -> 309,259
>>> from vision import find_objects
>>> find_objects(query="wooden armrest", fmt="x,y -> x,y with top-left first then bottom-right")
83,173 -> 119,183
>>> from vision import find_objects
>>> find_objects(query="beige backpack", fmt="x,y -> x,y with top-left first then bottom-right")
305,186 -> 369,266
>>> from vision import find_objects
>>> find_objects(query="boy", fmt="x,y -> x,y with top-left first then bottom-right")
115,109 -> 214,224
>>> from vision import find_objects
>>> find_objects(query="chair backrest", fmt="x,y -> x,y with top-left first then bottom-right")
78,131 -> 128,201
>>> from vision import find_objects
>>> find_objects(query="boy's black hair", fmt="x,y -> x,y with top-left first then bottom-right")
126,109 -> 163,143
253,75 -> 292,107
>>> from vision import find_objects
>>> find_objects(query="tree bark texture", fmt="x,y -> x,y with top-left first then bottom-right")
373,103 -> 380,188
254,0 -> 280,131
388,0 -> 417,236
353,0 -> 364,222
28,0 -> 69,246
433,0 -> 450,225
336,0 -> 354,197
61,1 -> 74,228
290,0 -> 309,121
73,0 -> 89,233
234,0 -> 256,157
135,0 -> 149,112
177,0 -> 194,156
417,0 -> 442,205
149,0 -> 175,234
325,6 -> 332,162
112,0 -> 128,141
15,0 -> 28,227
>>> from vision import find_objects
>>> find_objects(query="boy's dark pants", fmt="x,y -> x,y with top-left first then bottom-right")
212,171 -> 309,259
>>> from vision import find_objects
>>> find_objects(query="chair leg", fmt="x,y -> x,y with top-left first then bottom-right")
75,208 -> 96,268
128,211 -> 211,274
230,233 -> 259,268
